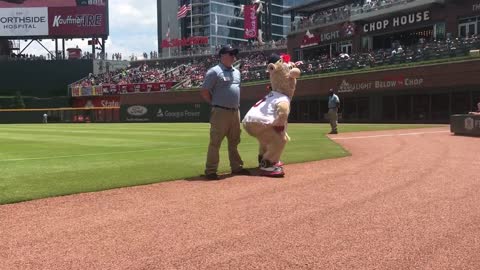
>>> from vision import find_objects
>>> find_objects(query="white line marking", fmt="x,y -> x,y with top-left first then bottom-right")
0,142 -> 259,162
332,130 -> 449,140
0,146 -> 201,162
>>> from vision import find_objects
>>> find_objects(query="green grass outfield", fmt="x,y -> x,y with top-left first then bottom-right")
0,123 -> 442,204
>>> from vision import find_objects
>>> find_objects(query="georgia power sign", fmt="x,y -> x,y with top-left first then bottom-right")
0,8 -> 48,36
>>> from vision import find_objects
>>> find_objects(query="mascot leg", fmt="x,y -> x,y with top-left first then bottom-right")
243,123 -> 287,177
244,122 -> 266,167
259,128 -> 287,177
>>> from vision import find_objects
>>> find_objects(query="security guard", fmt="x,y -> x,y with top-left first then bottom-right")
328,88 -> 340,134
200,45 -> 250,180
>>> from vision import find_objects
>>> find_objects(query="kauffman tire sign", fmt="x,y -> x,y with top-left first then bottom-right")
48,6 -> 107,37
0,7 -> 48,36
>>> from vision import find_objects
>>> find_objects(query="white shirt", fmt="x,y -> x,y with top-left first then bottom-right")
242,91 -> 291,124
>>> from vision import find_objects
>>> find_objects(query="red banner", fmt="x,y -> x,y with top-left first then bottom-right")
48,6 -> 107,37
72,96 -> 120,108
71,86 -> 81,97
71,82 -> 176,97
161,36 -> 209,48
244,5 -> 257,39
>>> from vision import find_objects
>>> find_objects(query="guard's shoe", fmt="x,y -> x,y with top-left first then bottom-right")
205,173 -> 219,180
232,168 -> 251,175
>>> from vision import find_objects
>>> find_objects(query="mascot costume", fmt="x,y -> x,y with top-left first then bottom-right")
242,54 -> 301,177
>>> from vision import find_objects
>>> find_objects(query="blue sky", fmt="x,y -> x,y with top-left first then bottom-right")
25,0 -> 158,59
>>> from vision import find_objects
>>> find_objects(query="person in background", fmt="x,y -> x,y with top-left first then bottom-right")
469,101 -> 480,115
200,45 -> 251,180
327,88 -> 340,134
42,113 -> 48,124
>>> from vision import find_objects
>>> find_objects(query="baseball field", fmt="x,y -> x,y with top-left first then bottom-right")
0,123 -> 440,204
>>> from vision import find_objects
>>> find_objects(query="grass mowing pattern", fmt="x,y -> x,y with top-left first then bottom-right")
0,123 -> 441,204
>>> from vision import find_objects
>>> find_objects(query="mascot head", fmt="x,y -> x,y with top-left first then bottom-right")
267,53 -> 301,98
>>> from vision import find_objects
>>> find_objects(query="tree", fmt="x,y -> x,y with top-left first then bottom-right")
11,91 -> 25,109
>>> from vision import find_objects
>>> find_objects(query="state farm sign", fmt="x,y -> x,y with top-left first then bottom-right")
0,7 -> 48,36
363,10 -> 431,33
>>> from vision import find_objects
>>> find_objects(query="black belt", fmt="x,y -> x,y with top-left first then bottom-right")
213,105 -> 238,111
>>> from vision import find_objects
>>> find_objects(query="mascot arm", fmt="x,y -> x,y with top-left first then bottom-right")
273,101 -> 290,128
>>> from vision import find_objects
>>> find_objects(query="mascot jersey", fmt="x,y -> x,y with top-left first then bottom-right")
243,91 -> 291,124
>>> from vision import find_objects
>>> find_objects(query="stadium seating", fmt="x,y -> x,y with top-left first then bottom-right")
69,36 -> 480,94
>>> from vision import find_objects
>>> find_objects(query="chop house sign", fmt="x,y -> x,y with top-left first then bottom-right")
363,10 -> 431,33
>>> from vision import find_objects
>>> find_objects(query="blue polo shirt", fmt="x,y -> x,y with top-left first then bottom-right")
202,63 -> 241,109
328,94 -> 340,109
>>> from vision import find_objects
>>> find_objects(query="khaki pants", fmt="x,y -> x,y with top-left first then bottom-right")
328,108 -> 338,132
243,122 -> 287,164
205,107 -> 243,175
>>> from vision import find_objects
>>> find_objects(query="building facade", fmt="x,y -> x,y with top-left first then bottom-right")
287,0 -> 480,59
282,0 -> 480,123
157,0 -> 181,56
158,0 -> 307,53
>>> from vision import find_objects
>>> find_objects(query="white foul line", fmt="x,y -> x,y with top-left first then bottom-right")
0,142 -> 259,162
332,130 -> 450,140
0,146 -> 203,162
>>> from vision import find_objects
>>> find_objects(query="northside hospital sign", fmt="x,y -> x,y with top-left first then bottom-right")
0,5 -> 107,37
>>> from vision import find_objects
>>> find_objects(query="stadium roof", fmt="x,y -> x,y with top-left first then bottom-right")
283,0 -> 349,14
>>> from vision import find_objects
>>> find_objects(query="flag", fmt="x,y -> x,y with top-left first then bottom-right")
177,3 -> 191,19
166,16 -> 170,40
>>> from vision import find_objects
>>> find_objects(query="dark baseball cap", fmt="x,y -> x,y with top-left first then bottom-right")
268,53 -> 282,64
329,88 -> 335,93
218,44 -> 239,56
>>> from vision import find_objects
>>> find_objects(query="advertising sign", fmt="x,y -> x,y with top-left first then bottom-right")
71,82 -> 177,97
0,7 -> 48,36
121,104 -> 207,123
72,95 -> 120,108
338,76 -> 424,93
160,36 -> 208,48
48,5 -> 107,37
363,10 -> 431,33
0,0 -> 108,38
243,5 -> 257,39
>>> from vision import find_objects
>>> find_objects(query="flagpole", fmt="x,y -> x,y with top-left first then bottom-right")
215,13 -> 218,47
168,15 -> 171,58
190,3 -> 193,38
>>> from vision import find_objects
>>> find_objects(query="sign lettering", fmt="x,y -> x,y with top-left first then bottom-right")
301,30 -> 341,48
363,10 -> 430,33
0,8 -> 48,36
474,3 -> 480,11
338,77 -> 424,93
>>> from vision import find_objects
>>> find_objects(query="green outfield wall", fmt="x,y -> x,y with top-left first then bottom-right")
0,60 -> 93,97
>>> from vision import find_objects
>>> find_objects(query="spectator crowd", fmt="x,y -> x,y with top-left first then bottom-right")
69,35 -> 480,94
291,0 -> 418,32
